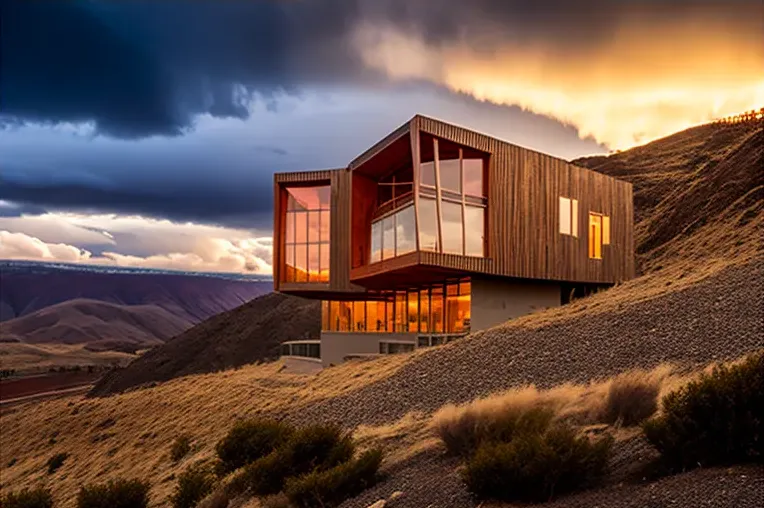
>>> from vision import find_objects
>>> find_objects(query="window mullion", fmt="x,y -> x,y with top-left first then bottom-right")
460,148 -> 466,256
433,138 -> 444,253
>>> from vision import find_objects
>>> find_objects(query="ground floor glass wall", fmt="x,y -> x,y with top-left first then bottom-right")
321,280 -> 471,334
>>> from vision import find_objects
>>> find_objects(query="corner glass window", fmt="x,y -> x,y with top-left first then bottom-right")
282,185 -> 330,283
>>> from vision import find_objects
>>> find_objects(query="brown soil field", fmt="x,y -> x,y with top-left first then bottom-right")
0,372 -> 101,402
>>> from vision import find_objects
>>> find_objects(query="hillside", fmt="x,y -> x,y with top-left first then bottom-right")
0,262 -> 271,323
88,293 -> 320,396
0,299 -> 188,350
0,121 -> 762,507
574,121 -> 763,272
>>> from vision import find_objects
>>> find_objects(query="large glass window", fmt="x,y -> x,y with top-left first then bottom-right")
395,291 -> 407,332
321,281 -> 470,334
418,197 -> 439,252
382,216 -> 395,260
407,291 -> 419,332
371,204 -> 417,261
431,286 -> 444,333
439,159 -> 461,193
396,206 -> 416,256
446,281 -> 471,333
464,205 -> 485,257
441,201 -> 464,254
371,221 -> 382,263
463,159 -> 484,196
419,288 -> 430,332
283,185 -> 330,283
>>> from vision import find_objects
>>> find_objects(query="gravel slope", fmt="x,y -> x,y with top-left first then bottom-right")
293,259 -> 763,429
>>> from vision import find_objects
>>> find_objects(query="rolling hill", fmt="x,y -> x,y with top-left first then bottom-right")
88,293 -> 320,396
0,262 -> 271,323
0,298 -> 189,350
1,120 -> 762,507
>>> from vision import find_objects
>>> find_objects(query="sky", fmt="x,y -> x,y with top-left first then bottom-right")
1,0 -> 762,275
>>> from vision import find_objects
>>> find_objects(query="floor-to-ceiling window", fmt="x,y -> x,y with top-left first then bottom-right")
367,136 -> 487,264
321,280 -> 471,334
418,136 -> 487,258
282,185 -> 330,283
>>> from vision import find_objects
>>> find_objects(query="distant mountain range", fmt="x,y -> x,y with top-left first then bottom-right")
0,261 -> 272,366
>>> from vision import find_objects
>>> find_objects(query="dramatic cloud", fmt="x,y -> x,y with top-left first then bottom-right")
0,213 -> 273,274
0,231 -> 93,263
0,89 -> 603,229
355,0 -> 764,148
3,0 -> 761,148
1,0 -> 367,138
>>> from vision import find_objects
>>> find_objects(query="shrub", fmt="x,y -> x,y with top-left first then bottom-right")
463,424 -> 612,502
643,351 -> 764,470
170,435 -> 193,462
1,487 -> 54,508
76,478 -> 150,508
240,423 -> 355,496
434,401 -> 555,457
602,369 -> 662,426
285,448 -> 383,508
46,452 -> 69,474
171,462 -> 217,508
215,419 -> 293,474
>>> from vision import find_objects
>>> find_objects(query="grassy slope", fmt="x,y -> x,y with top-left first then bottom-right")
88,293 -> 320,396
0,343 -> 136,374
0,121 -> 762,506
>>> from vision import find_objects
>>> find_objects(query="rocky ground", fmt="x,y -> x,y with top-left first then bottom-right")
292,259 -> 763,430
344,436 -> 764,508
290,257 -> 764,508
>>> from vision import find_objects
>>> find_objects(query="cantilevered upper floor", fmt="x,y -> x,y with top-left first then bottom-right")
272,115 -> 635,297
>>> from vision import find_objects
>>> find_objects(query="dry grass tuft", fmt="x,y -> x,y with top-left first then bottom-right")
432,364 -> 676,456
600,366 -> 671,426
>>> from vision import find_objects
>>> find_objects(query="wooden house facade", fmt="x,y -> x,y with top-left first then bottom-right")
273,115 -> 634,366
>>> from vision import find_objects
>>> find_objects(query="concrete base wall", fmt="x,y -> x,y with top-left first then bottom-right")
320,332 -> 415,367
470,277 -> 561,331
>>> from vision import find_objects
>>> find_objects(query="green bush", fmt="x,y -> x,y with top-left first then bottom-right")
1,487 -> 54,508
285,448 -> 383,508
240,423 -> 355,496
170,435 -> 192,462
46,452 -> 69,474
463,424 -> 612,502
215,419 -> 293,474
171,463 -> 217,508
643,352 -> 764,470
437,405 -> 555,457
76,478 -> 150,508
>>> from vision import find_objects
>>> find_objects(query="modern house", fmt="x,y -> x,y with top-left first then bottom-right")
275,115 -> 634,368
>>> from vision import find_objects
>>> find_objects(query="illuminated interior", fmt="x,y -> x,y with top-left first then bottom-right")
282,185 -> 330,283
588,212 -> 610,259
321,280 -> 471,334
368,134 -> 487,263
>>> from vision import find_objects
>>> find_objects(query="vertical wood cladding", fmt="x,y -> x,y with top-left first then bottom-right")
275,116 -> 635,293
329,169 -> 352,290
351,173 -> 377,269
416,115 -> 634,284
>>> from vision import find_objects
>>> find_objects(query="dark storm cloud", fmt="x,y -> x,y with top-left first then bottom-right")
0,163 -> 272,229
0,0 -> 365,138
4,0 -> 759,138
